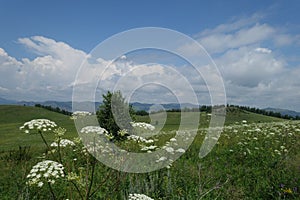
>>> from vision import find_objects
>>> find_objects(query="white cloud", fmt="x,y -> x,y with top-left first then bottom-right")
218,46 -> 283,87
188,15 -> 300,111
198,23 -> 275,54
0,37 -> 87,100
255,47 -> 272,54
1,14 -> 300,112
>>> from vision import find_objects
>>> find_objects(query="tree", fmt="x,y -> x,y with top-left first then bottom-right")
96,91 -> 135,140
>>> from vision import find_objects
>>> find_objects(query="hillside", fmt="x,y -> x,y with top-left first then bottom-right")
0,105 -> 77,150
136,106 -> 285,131
0,105 -> 286,151
264,107 -> 300,117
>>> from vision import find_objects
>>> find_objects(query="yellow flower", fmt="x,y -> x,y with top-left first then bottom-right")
282,188 -> 292,194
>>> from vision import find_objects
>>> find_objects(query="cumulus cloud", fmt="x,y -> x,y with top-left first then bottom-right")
199,23 -> 275,54
190,15 -> 300,111
255,47 -> 272,54
0,37 -> 87,100
218,46 -> 283,87
1,14 -> 300,111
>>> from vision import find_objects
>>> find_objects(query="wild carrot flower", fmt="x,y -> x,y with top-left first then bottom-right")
128,193 -> 154,200
50,139 -> 75,147
175,148 -> 186,153
131,122 -> 155,131
71,111 -> 91,119
127,135 -> 154,143
80,126 -> 108,135
20,119 -> 57,133
140,145 -> 157,151
26,160 -> 64,187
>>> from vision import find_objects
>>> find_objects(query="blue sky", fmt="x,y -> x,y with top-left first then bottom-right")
1,0 -> 300,111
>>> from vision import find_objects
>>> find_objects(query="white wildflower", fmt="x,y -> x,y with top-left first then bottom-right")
127,135 -> 154,144
37,182 -> 43,187
26,160 -> 64,187
156,156 -> 167,162
128,193 -> 154,200
131,122 -> 155,131
50,139 -> 75,147
274,149 -> 281,155
80,126 -> 108,135
175,148 -> 185,153
165,147 -> 174,154
20,119 -> 57,133
141,145 -> 157,151
71,111 -> 91,119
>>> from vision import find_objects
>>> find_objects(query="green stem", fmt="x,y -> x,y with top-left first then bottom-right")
86,157 -> 96,199
57,136 -> 63,163
70,180 -> 84,200
39,130 -> 50,151
47,182 -> 56,200
89,168 -> 113,198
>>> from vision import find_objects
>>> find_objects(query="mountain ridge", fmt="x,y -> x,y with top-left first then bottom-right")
0,97 -> 299,117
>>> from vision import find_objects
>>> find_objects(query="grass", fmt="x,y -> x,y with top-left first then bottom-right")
0,105 -> 299,199
0,105 -> 77,151
136,107 -> 284,131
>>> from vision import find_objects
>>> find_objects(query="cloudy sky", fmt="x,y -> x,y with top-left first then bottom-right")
0,1 -> 300,111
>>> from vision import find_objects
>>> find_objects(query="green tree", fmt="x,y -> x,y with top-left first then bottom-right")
96,91 -> 135,140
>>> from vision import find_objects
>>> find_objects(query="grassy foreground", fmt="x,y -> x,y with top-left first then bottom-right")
0,105 -> 299,199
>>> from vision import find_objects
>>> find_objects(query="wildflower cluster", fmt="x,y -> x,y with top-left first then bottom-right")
127,135 -> 154,143
131,122 -> 155,131
20,119 -> 57,133
222,121 -> 299,157
140,145 -> 157,152
71,111 -> 92,119
53,127 -> 66,137
154,136 -> 186,168
26,160 -> 64,187
83,141 -> 115,155
80,126 -> 108,135
128,193 -> 154,200
50,139 -> 75,147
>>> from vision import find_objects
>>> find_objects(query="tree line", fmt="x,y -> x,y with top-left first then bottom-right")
135,104 -> 300,120
228,104 -> 300,120
35,104 -> 72,116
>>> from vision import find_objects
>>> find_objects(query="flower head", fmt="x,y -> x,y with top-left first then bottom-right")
53,127 -> 66,137
50,139 -> 75,147
131,122 -> 155,131
80,126 -> 108,135
26,160 -> 64,187
128,193 -> 154,200
71,111 -> 91,119
20,119 -> 57,133
127,135 -> 154,143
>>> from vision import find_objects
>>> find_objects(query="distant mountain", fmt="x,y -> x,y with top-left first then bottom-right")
0,97 -> 17,104
20,101 -> 102,112
264,107 -> 300,117
131,102 -> 199,111
0,97 -> 200,112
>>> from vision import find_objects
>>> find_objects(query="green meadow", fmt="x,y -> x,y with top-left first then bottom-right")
0,105 -> 299,199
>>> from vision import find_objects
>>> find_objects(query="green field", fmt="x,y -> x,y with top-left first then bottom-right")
136,107 -> 284,131
0,105 -> 77,150
0,105 -> 283,150
0,105 -> 299,199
